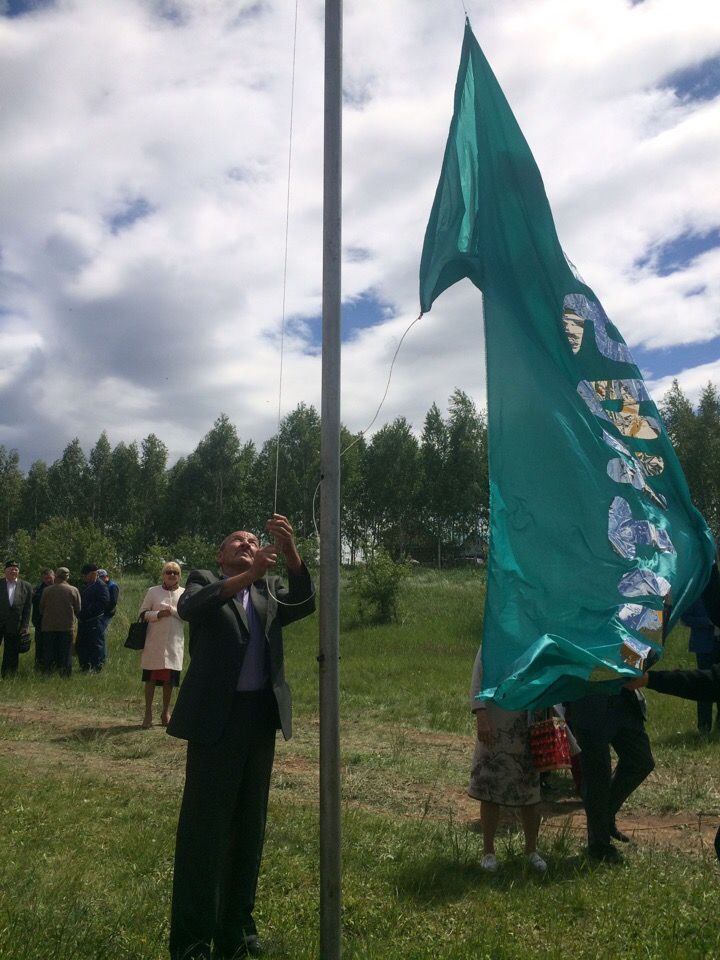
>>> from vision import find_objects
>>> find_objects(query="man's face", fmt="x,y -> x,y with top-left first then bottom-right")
84,570 -> 98,584
42,572 -> 55,586
5,565 -> 19,582
217,531 -> 260,574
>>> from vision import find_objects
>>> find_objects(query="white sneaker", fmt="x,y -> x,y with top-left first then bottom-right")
527,851 -> 547,874
480,853 -> 498,873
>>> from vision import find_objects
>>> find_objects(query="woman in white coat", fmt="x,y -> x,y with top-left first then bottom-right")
139,562 -> 185,729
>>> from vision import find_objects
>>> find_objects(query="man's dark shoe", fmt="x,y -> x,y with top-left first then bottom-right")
588,843 -> 623,864
239,936 -> 264,958
213,938 -> 264,959
610,825 -> 630,843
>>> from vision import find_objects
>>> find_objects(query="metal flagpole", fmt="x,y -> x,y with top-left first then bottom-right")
319,0 -> 342,956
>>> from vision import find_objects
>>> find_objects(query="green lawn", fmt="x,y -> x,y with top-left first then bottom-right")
1,569 -> 719,959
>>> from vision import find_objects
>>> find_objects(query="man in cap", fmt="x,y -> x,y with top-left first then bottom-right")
40,567 -> 81,676
0,560 -> 32,678
97,569 -> 120,665
76,563 -> 111,672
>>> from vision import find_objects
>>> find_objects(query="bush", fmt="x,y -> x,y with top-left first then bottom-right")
355,547 -> 409,623
13,518 -> 120,584
141,543 -> 171,584
171,534 -> 218,572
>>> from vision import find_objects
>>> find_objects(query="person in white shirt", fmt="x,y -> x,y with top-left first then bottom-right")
0,560 -> 32,678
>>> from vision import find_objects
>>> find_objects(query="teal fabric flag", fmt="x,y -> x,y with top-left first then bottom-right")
420,21 -> 716,710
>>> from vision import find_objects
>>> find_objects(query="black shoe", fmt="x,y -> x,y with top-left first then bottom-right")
588,843 -> 623,864
213,939 -> 263,960
610,825 -> 630,843
237,936 -> 263,958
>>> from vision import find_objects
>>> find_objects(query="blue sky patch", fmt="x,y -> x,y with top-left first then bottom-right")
2,0 -> 54,16
107,197 -> 155,235
635,227 -> 720,277
345,246 -> 371,263
296,291 -> 391,350
635,335 -> 720,381
663,54 -> 720,102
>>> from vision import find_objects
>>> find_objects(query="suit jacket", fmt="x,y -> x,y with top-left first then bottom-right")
648,663 -> 720,703
78,580 -> 111,623
568,687 -> 646,730
167,564 -> 315,745
0,578 -> 32,634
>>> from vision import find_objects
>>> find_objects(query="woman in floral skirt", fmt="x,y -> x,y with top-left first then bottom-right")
468,646 -> 546,874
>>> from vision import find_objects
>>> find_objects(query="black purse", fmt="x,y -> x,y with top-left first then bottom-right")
18,632 -> 31,655
124,617 -> 148,651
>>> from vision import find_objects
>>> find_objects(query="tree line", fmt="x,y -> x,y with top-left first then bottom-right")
0,390 -> 487,577
1,381 -> 718,580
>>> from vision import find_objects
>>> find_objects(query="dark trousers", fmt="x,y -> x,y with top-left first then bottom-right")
570,692 -> 655,849
43,631 -> 73,676
0,627 -> 21,677
98,616 -> 113,664
170,691 -> 278,960
76,622 -> 104,671
34,629 -> 45,668
695,645 -> 720,732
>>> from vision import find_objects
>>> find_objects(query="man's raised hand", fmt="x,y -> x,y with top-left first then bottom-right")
266,514 -> 303,572
250,544 -> 279,580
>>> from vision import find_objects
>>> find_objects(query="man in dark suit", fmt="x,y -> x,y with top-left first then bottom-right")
0,560 -> 33,678
567,688 -> 654,862
76,563 -> 111,672
168,514 -> 315,960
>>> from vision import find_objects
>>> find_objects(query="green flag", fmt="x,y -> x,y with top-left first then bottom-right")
420,21 -> 715,710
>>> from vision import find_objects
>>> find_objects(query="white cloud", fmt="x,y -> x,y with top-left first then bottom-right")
0,0 -> 719,467
649,358 -> 720,406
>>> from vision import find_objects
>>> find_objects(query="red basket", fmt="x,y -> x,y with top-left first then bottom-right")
529,717 -> 572,772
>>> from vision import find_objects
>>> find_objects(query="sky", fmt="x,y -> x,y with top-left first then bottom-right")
1,0 -> 719,468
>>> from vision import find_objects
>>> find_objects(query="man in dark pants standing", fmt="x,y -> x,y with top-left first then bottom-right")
0,560 -> 32,678
76,564 -> 111,672
168,514 -> 315,960
97,568 -> 119,666
681,598 -> 720,733
568,688 -> 655,862
627,661 -> 720,859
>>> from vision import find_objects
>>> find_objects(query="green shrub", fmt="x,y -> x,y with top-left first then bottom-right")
141,543 -> 170,584
13,518 -> 120,584
355,547 -> 409,623
171,533 -> 218,572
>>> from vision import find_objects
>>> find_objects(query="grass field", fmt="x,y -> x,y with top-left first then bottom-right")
1,569 -> 719,959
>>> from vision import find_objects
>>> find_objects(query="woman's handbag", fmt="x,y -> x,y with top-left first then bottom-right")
18,631 -> 31,655
529,715 -> 572,772
124,617 -> 148,651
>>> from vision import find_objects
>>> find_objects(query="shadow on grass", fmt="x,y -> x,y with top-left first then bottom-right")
653,729 -> 720,750
390,849 -> 612,904
53,723 -> 149,744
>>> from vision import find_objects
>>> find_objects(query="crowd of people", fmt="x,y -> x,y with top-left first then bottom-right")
0,560 -> 119,678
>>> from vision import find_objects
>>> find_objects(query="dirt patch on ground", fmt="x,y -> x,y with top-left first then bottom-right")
1,704 -> 717,855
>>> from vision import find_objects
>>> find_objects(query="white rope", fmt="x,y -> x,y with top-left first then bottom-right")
273,0 -> 301,516
265,0 -> 314,609
265,2 -> 427,603
341,312 -> 424,458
